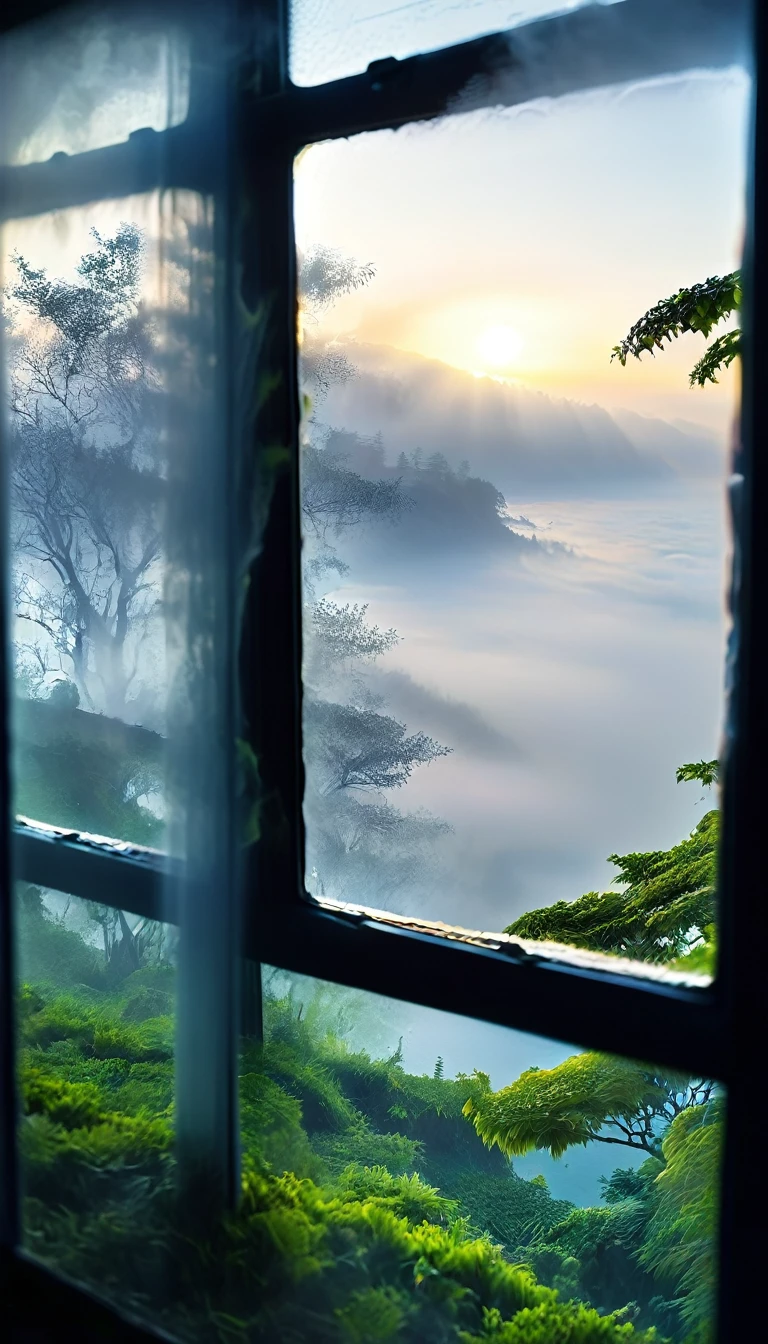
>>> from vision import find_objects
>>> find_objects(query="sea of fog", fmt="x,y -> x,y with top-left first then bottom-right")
309,479 -> 728,1203
327,481 -> 728,930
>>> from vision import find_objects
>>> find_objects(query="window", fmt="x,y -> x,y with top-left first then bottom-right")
0,2 -> 763,1342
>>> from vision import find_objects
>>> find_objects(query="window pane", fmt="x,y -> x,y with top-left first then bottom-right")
17,942 -> 722,1339
290,0 -> 596,88
16,882 -> 175,1290
0,5 -> 189,166
297,65 -> 749,977
1,194 -> 177,845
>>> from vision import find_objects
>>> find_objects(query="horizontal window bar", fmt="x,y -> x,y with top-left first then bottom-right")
13,818 -> 172,924
14,819 -> 726,1077
0,122 -> 217,222
1,1245 -> 173,1344
250,0 -> 750,150
258,899 -> 729,1082
1,1 -> 748,222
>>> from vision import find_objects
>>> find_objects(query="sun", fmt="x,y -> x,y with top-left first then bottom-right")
476,324 -> 524,371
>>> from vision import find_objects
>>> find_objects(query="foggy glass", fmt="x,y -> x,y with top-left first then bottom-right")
296,66 -> 749,975
0,6 -> 189,167
15,883 -> 176,1303
1,196 -> 176,846
290,0 -> 598,87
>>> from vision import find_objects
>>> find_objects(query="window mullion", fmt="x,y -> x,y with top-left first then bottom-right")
0,422 -> 18,1255
716,0 -> 767,1333
237,0 -> 303,1037
252,0 -> 749,152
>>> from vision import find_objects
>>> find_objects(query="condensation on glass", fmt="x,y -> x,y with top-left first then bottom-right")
1,0 -> 244,1300
296,46 -> 750,977
15,882 -> 175,1291
1,191 -> 174,846
0,4 -> 189,166
289,0 -> 597,88
1,34 -> 228,863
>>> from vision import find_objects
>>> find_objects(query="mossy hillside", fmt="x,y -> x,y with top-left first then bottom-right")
18,975 -> 669,1342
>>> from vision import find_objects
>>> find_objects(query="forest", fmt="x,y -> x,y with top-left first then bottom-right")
17,890 -> 718,1344
4,227 -> 724,1341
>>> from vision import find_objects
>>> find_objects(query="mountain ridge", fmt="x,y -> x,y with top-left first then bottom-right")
311,340 -> 724,498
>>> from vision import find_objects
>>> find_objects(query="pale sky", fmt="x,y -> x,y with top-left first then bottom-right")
295,67 -> 749,434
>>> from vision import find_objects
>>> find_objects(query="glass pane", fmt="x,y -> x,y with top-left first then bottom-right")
16,882 -> 175,1286
18,944 -> 722,1339
0,5 -> 189,166
290,0 -> 595,88
2,196 -> 173,845
297,64 -> 750,976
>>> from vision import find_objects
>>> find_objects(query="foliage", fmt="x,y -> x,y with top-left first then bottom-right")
305,699 -> 451,795
18,909 -> 720,1343
302,441 -> 407,542
310,600 -> 399,669
611,273 -> 741,386
14,697 -> 163,845
16,883 -> 106,989
7,224 -> 163,719
462,1054 -> 708,1160
296,263 -> 456,911
674,762 -> 718,789
639,1102 -> 723,1341
506,769 -> 717,965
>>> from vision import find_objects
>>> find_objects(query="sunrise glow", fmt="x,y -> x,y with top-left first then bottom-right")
475,324 -> 524,371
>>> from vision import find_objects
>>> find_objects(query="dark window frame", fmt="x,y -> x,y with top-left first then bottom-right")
0,1 -> 764,1339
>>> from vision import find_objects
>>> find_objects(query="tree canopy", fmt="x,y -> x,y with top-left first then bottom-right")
611,271 -> 741,387
461,1053 -> 711,1161
506,767 -> 717,967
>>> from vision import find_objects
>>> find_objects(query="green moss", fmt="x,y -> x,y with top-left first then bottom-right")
313,1123 -> 423,1179
16,966 -> 687,1342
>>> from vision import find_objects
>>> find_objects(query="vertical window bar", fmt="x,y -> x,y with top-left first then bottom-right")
0,293 -> 18,1254
717,0 -> 766,1336
238,0 -> 304,1028
171,8 -> 242,1216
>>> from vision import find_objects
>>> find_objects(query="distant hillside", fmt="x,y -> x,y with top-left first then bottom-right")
314,343 -> 722,497
319,429 -> 547,561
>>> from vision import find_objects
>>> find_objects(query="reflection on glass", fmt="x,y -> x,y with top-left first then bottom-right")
290,0 -> 592,88
0,7 -> 189,166
3,198 -> 170,844
296,68 -> 749,975
17,939 -> 721,1340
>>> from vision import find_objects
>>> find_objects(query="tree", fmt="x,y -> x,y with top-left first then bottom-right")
461,1053 -> 712,1160
505,765 -> 717,965
638,1098 -> 722,1340
301,441 -> 406,548
6,225 -> 162,720
298,248 -> 453,909
611,271 -> 741,386
297,245 -> 376,402
305,699 -> 450,796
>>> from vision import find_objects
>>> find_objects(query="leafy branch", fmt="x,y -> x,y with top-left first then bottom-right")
611,271 -> 741,386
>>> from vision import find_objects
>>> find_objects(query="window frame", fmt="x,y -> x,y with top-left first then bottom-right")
0,1 -> 764,1339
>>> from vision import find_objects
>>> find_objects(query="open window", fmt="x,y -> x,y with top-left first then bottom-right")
0,2 -> 764,1342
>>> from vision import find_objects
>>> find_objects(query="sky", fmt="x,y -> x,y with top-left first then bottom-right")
295,67 -> 749,432
294,60 -> 749,938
